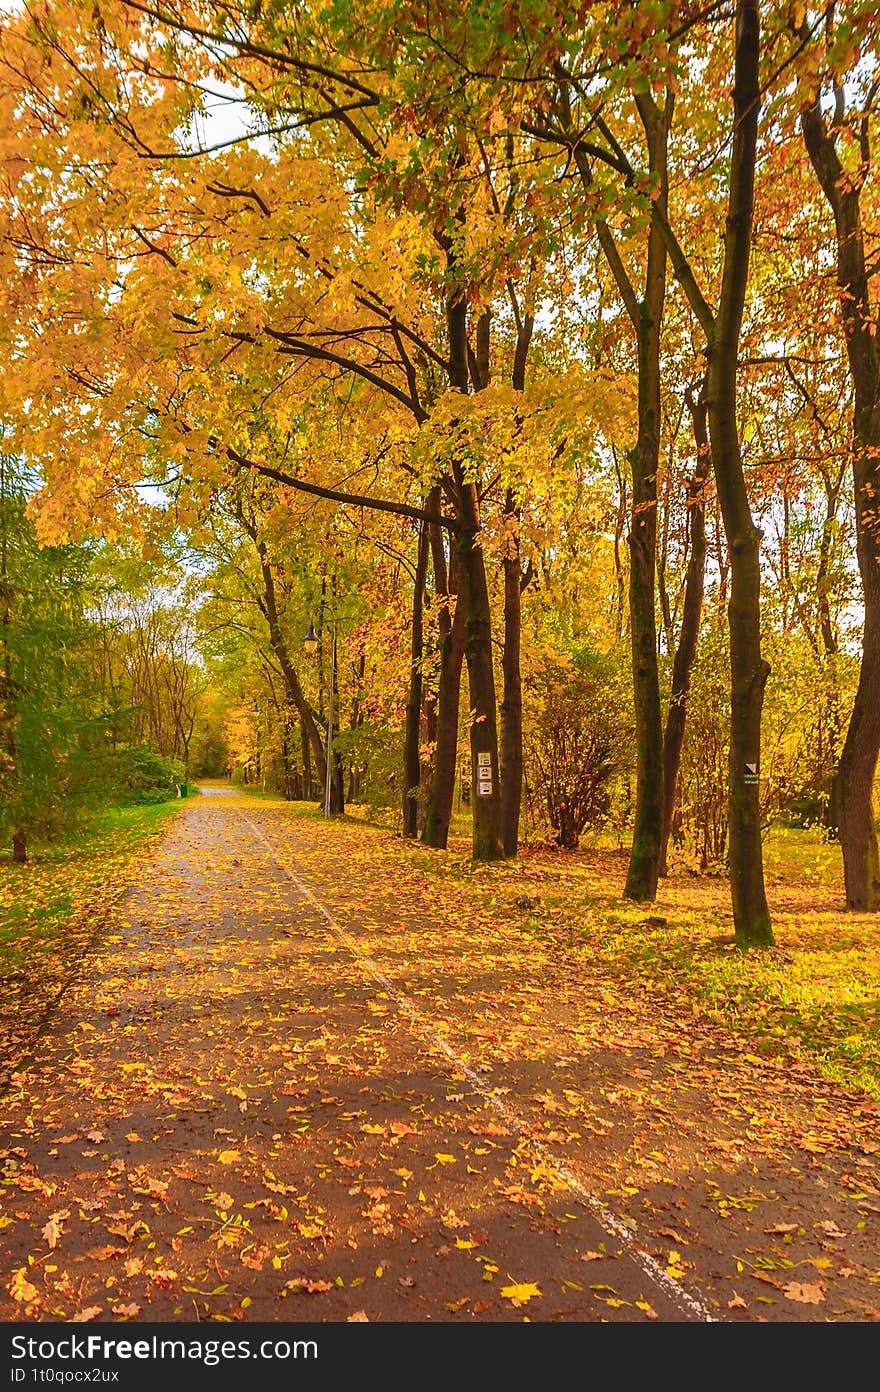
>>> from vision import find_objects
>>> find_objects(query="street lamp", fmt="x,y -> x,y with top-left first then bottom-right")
302,617 -> 335,818
302,621 -> 318,657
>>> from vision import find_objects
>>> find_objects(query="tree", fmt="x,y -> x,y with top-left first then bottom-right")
798,8 -> 880,909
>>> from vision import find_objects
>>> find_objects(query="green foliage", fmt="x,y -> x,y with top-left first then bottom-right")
334,720 -> 402,815
113,746 -> 184,804
0,455 -> 115,850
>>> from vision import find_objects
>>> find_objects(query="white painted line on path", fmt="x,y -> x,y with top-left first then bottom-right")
242,811 -> 717,1324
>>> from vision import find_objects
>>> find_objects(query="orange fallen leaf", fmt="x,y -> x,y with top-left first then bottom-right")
782,1281 -> 825,1305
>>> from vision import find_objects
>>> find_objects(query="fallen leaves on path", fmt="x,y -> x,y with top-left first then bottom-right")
0,792 -> 878,1325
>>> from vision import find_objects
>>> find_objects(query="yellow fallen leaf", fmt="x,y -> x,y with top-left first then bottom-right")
9,1268 -> 38,1303
501,1281 -> 542,1307
218,1150 -> 241,1165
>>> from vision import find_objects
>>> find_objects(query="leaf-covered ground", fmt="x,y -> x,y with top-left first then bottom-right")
0,789 -> 877,1323
0,803 -> 182,1090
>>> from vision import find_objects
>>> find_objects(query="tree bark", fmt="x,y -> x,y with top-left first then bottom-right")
706,0 -> 772,945
255,540 -> 328,792
562,79 -> 669,900
499,310 -> 534,858
624,93 -> 670,901
457,521 -> 503,860
421,530 -> 466,849
802,91 -> 880,910
403,514 -> 430,837
447,289 -> 503,860
500,495 -> 524,857
301,720 -> 312,800
659,379 -> 710,876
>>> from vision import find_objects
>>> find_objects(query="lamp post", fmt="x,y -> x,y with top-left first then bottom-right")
303,617 -> 335,818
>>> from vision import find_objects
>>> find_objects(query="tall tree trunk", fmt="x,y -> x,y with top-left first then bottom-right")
255,542 -> 327,790
560,79 -> 669,898
447,290 -> 503,861
0,456 -> 24,864
403,513 -> 430,837
659,379 -> 710,876
421,531 -> 466,849
706,0 -> 772,945
499,310 -> 534,857
624,95 -> 669,901
802,90 -> 880,911
457,517 -> 503,860
301,720 -> 312,800
500,497 -> 524,857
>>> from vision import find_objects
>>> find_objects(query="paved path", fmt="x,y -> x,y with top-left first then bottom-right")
0,793 -> 877,1323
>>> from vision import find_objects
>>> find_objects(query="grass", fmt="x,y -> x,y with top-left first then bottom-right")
0,799 -> 182,1081
388,818 -> 880,1103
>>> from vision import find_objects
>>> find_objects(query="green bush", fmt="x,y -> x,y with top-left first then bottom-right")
114,746 -> 183,804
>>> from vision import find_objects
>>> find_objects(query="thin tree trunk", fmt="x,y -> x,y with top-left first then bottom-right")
301,721 -> 312,800
659,379 -> 710,876
624,94 -> 670,901
706,0 -> 772,945
421,532 -> 466,849
802,89 -> 880,910
499,310 -> 534,858
257,544 -> 327,788
447,290 -> 503,861
559,80 -> 669,897
500,498 -> 524,857
403,514 -> 430,837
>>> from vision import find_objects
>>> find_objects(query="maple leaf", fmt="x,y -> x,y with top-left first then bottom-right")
111,1303 -> 141,1317
501,1281 -> 541,1306
71,1307 -> 104,1322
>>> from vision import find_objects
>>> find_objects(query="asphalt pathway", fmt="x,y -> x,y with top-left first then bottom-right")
0,791 -> 877,1324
